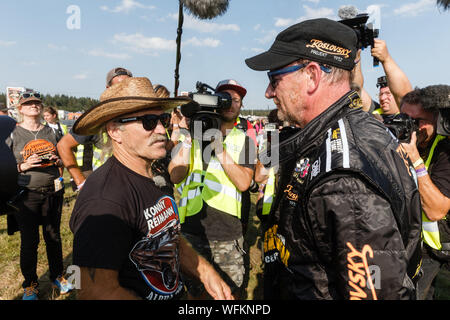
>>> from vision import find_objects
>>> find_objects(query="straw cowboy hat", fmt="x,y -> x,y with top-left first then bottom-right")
73,77 -> 191,135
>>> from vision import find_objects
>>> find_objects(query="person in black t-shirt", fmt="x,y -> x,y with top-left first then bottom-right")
70,77 -> 233,300
400,85 -> 450,300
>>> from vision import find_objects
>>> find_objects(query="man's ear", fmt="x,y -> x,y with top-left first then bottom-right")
106,121 -> 123,144
305,62 -> 322,95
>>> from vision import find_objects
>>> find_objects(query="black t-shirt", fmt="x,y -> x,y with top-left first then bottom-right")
70,156 -> 184,300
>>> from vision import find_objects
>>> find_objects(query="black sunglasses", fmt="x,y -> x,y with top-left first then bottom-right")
115,113 -> 171,131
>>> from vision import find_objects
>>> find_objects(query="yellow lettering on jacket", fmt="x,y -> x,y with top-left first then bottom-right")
264,225 -> 290,266
306,39 -> 352,58
346,242 -> 378,300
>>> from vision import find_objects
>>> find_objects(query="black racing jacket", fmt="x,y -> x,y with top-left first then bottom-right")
264,91 -> 422,300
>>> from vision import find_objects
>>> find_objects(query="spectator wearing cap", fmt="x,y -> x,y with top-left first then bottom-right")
246,18 -> 422,300
6,90 -> 72,299
169,79 -> 257,299
57,67 -> 133,191
106,67 -> 133,88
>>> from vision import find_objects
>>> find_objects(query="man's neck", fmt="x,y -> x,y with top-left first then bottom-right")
220,118 -> 237,135
112,146 -> 154,179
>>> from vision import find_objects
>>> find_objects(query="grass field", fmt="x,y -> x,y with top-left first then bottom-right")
0,176 -> 448,300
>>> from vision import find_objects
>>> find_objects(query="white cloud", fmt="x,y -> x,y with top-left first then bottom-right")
169,13 -> 240,33
112,32 -> 221,54
0,40 -> 16,47
253,24 -> 261,31
48,43 -> 68,51
88,49 -> 131,59
275,5 -> 335,27
250,48 -> 265,53
394,0 -> 434,16
113,33 -> 176,53
73,73 -> 88,80
303,0 -> 320,3
183,37 -> 221,48
101,0 -> 155,13
256,30 -> 278,44
22,61 -> 38,66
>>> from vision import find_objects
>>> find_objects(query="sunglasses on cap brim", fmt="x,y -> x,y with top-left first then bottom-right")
21,92 -> 41,99
115,113 -> 171,131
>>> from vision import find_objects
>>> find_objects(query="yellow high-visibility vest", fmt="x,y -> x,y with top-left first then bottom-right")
176,123 -> 247,223
75,133 -> 110,171
421,135 -> 447,250
262,167 -> 275,216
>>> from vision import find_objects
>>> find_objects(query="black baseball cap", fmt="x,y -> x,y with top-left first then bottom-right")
245,18 -> 358,71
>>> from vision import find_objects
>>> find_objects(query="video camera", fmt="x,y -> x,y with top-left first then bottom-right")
180,81 -> 232,141
384,113 -> 419,143
338,6 -> 380,66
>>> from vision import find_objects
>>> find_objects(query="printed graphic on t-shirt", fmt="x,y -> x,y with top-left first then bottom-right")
129,196 -> 183,300
22,139 -> 56,167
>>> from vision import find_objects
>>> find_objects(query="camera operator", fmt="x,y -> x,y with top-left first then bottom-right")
245,18 -> 422,300
169,79 -> 257,299
400,85 -> 450,300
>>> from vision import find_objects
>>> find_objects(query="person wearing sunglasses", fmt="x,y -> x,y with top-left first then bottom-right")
69,77 -> 233,300
245,18 -> 422,300
400,85 -> 450,300
57,67 -> 132,192
5,90 -> 72,299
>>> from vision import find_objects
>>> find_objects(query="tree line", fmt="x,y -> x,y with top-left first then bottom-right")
0,92 -> 271,116
0,92 -> 98,112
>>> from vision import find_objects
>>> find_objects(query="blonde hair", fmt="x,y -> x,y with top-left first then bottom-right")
153,84 -> 170,98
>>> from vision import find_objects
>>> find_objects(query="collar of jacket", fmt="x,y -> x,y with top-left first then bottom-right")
261,90 -> 361,167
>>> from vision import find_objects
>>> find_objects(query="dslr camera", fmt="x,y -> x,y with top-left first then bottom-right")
181,81 -> 232,141
384,113 -> 419,143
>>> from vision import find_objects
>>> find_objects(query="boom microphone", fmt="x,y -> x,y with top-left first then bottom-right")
181,0 -> 229,19
338,5 -> 358,20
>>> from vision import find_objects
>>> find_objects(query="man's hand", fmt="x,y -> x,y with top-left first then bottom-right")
199,264 -> 234,300
400,131 -> 421,164
371,39 -> 391,64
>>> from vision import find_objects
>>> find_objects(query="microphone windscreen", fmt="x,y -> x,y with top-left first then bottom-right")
338,5 -> 358,20
181,0 -> 229,19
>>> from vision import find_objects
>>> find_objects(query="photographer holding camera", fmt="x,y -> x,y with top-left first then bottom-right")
169,79 -> 257,299
400,85 -> 450,300
352,39 -> 412,118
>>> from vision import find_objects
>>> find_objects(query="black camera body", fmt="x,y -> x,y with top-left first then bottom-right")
339,13 -> 379,66
437,109 -> 450,136
384,113 -> 419,143
181,81 -> 232,141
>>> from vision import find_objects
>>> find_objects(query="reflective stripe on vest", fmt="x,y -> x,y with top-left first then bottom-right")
262,168 -> 275,216
75,133 -> 110,170
421,135 -> 447,250
176,122 -> 247,223
372,108 -> 383,115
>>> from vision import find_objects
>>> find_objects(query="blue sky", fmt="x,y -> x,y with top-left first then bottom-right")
0,0 -> 448,110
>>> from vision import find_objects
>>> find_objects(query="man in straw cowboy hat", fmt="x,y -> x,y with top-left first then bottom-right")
69,77 -> 233,300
